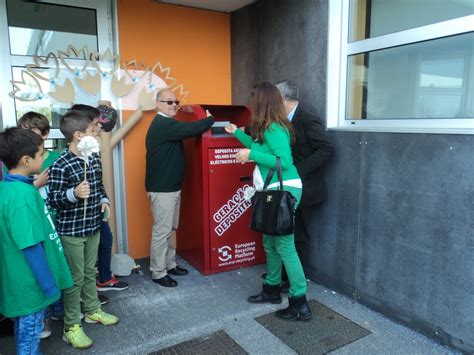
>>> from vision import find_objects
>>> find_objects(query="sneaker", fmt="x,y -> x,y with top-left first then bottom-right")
40,319 -> 51,339
98,294 -> 110,305
62,324 -> 93,349
84,308 -> 119,326
96,277 -> 129,291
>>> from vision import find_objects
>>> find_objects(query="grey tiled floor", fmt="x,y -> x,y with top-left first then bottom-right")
0,257 -> 460,354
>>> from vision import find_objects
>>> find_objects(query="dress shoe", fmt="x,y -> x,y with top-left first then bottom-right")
168,266 -> 188,276
152,275 -> 178,287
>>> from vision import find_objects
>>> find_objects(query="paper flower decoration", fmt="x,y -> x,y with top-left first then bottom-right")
77,136 -> 100,219
77,136 -> 100,159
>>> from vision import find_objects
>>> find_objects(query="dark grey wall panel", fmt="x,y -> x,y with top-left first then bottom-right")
258,0 -> 328,118
356,132 -> 474,351
231,0 -> 474,352
231,3 -> 260,105
306,131 -> 362,296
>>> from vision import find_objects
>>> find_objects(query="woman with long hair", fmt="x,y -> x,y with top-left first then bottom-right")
225,82 -> 311,321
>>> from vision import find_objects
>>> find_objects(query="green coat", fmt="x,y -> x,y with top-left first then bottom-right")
234,123 -> 301,189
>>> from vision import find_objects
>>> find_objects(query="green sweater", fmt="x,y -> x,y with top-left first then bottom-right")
234,123 -> 300,188
145,114 -> 214,192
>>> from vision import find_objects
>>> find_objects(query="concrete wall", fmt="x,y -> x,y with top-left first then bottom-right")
231,1 -> 474,353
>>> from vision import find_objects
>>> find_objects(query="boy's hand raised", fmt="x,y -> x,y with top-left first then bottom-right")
101,203 -> 111,221
74,180 -> 90,199
33,169 -> 49,188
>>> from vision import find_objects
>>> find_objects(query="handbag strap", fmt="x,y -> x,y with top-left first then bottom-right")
276,157 -> 284,190
262,157 -> 284,190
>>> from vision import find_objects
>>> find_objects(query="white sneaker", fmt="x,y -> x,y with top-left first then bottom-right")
40,319 -> 51,339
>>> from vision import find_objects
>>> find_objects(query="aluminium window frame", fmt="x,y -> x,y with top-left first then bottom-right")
326,0 -> 474,134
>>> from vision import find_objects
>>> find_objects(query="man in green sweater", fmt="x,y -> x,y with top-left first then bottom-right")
145,89 -> 214,287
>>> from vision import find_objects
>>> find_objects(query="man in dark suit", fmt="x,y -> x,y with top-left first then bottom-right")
275,79 -> 334,289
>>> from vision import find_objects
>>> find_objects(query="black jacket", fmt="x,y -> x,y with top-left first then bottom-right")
291,106 -> 334,207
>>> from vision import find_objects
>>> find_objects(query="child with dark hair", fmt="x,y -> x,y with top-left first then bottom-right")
0,127 -> 72,354
70,104 -> 129,294
48,110 -> 119,350
3,111 -> 64,338
3,111 -> 58,192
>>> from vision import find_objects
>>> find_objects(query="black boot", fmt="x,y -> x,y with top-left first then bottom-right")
248,283 -> 282,304
276,295 -> 312,321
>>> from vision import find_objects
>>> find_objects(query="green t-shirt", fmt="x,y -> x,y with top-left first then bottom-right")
0,181 -> 72,317
42,150 -> 61,171
37,150 -> 61,202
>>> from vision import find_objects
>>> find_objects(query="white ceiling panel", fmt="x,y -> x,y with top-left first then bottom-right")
155,0 -> 256,13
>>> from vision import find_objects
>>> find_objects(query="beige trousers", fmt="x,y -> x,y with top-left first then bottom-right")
148,191 -> 180,279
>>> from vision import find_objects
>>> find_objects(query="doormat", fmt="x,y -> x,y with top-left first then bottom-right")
256,299 -> 370,354
150,330 -> 247,355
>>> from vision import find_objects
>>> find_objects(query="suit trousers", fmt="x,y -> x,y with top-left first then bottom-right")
281,204 -> 314,281
148,191 -> 180,279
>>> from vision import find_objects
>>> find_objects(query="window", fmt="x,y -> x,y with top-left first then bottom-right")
0,0 -> 112,133
7,0 -> 98,56
327,0 -> 474,134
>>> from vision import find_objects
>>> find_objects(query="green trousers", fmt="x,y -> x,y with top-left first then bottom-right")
264,186 -> 306,297
61,233 -> 100,329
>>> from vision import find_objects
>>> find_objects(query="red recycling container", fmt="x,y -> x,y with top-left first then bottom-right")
176,104 -> 265,275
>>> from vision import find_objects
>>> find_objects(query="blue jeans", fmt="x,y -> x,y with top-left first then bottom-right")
44,298 -> 63,320
98,221 -> 113,283
13,310 -> 44,355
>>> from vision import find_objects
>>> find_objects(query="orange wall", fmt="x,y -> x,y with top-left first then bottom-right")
117,0 -> 231,258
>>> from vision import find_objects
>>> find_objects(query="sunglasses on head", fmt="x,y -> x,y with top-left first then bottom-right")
159,100 -> 180,106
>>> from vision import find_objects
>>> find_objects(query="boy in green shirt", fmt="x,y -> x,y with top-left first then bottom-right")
3,111 -> 64,338
0,127 -> 72,354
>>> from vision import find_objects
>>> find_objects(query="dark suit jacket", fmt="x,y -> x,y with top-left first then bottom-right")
291,106 -> 334,207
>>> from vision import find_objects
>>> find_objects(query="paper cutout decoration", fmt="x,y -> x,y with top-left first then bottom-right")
10,70 -> 44,101
9,45 -> 189,110
58,45 -> 90,73
76,72 -> 101,96
111,74 -> 135,98
26,53 -> 60,81
48,78 -> 75,104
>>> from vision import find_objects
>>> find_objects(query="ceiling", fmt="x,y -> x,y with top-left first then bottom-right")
155,0 -> 256,13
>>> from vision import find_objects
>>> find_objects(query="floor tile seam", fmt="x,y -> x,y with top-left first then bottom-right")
224,317 -> 298,355
119,304 -> 285,353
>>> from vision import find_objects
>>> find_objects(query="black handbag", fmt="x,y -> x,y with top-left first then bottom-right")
249,157 -> 296,236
